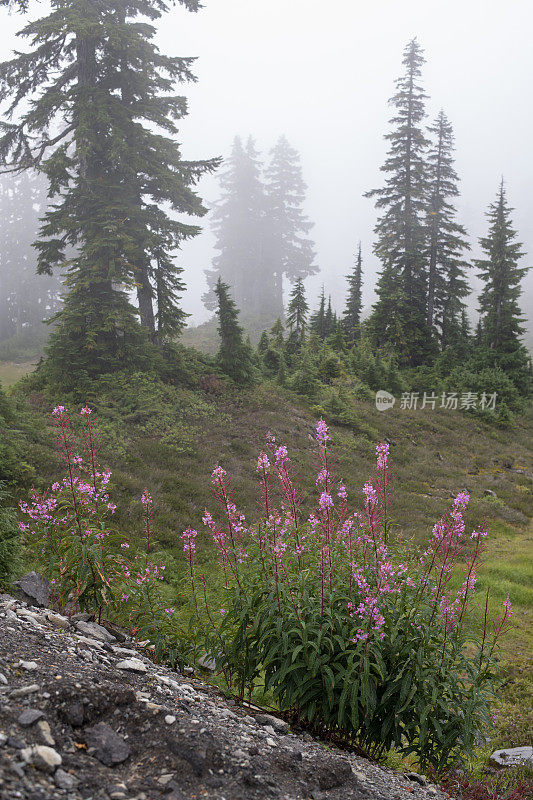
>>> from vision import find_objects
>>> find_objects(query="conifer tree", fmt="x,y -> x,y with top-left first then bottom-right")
205,136 -> 269,320
0,0 -> 216,377
263,135 -> 316,316
426,111 -> 470,346
324,297 -> 336,339
270,318 -> 285,349
476,181 -> 529,355
342,242 -> 363,343
214,278 -> 255,386
286,277 -> 309,341
310,287 -> 327,339
366,38 -> 432,365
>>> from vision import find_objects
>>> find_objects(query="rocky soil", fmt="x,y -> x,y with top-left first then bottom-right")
0,591 -> 454,800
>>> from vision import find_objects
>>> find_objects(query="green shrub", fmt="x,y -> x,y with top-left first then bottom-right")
0,483 -> 20,589
184,421 -> 513,770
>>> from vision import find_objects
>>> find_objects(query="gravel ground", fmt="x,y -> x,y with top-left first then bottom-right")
0,593 -> 455,800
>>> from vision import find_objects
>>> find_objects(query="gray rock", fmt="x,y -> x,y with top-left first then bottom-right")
406,771 -> 427,786
17,708 -> 45,727
21,744 -> 62,773
490,746 -> 533,768
10,683 -> 40,698
197,654 -> 216,671
0,672 -> 7,685
17,660 -> 39,671
255,713 -> 290,734
12,572 -> 50,607
164,715 -> 176,725
116,657 -> 147,673
0,733 -> 7,747
76,620 -> 116,642
55,768 -> 79,790
84,722 -> 130,766
46,612 -> 70,630
36,720 -> 55,746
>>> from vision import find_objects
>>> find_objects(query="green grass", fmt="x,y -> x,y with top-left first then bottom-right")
0,361 -> 36,388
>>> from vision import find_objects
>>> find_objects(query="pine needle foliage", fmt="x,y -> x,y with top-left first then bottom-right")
0,0 -> 218,377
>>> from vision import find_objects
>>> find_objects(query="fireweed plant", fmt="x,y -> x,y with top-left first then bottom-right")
19,407 -> 169,636
182,420 -> 513,770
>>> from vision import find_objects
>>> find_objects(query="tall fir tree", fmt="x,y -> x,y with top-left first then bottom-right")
366,38 -> 432,365
214,278 -> 255,386
476,181 -> 529,356
0,0 -> 217,378
342,242 -> 363,343
0,171 -> 63,343
205,136 -> 268,321
425,111 -> 470,347
263,135 -> 316,317
310,287 -> 327,339
286,277 -> 309,341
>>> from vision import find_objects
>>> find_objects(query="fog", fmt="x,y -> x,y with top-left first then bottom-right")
1,0 -> 531,336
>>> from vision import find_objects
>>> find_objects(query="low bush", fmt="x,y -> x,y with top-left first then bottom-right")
183,420 -> 513,770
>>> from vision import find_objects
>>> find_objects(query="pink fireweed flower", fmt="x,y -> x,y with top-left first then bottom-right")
52,405 -> 67,417
257,451 -> 270,471
376,442 -> 389,470
337,483 -> 347,500
120,593 -> 129,602
503,598 -> 513,617
120,542 -> 130,549
316,468 -> 330,486
319,492 -> 334,512
219,608 -> 227,616
363,482 -> 377,503
181,527 -> 198,554
275,445 -> 288,465
141,489 -> 152,506
164,607 -> 175,615
316,418 -> 331,445
80,406 -> 92,416
453,490 -> 470,510
211,465 -> 227,483
471,529 -> 487,539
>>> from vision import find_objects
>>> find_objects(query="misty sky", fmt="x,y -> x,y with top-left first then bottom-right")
1,0 -> 531,333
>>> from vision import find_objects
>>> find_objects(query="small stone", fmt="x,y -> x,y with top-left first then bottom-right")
232,749 -> 247,759
266,737 -> 278,747
197,654 -> 216,671
489,746 -> 533,768
116,658 -> 147,673
0,733 -> 7,747
255,713 -> 290,734
352,770 -> 367,782
0,672 -> 8,685
55,768 -> 78,790
158,774 -> 174,786
17,709 -> 45,727
36,720 -> 55,746
76,620 -> 116,642
165,715 -> 176,725
17,660 -> 39,671
145,702 -> 163,713
46,612 -> 70,630
406,772 -> 427,786
84,722 -> 130,766
10,683 -> 40,698
21,744 -> 62,773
